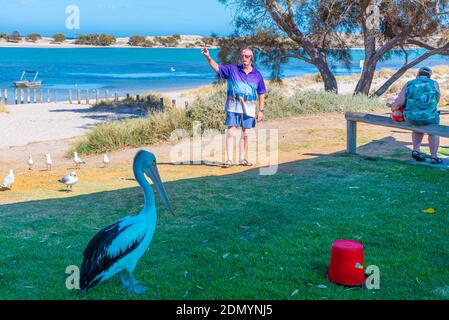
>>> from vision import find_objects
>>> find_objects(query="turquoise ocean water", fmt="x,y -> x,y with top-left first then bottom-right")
0,47 -> 448,103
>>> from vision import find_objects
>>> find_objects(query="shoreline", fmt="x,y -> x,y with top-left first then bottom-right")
0,42 -> 370,50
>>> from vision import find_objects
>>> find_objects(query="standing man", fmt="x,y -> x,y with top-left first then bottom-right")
202,47 -> 267,168
389,66 -> 442,164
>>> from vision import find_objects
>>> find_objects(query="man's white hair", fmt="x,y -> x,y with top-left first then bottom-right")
241,48 -> 254,57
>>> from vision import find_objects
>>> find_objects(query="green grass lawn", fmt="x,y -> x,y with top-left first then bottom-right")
1,154 -> 449,300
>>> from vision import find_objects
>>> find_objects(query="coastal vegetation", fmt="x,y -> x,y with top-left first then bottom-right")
128,35 -> 155,47
25,33 -> 42,42
218,0 -> 449,96
0,102 -> 9,114
72,85 -> 384,155
7,31 -> 21,42
74,33 -> 116,46
154,35 -> 181,47
52,33 -> 66,43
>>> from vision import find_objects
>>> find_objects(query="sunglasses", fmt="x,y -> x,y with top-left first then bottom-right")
241,54 -> 252,59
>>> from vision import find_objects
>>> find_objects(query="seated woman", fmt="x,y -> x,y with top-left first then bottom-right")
387,67 -> 442,165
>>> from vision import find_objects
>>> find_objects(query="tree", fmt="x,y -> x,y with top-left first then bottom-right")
218,0 -> 449,96
74,34 -> 116,46
154,35 -> 181,47
53,33 -> 66,43
26,33 -> 42,42
128,35 -> 155,47
7,31 -> 21,42
355,0 -> 449,96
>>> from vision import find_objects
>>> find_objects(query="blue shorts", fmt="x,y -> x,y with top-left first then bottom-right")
225,111 -> 256,129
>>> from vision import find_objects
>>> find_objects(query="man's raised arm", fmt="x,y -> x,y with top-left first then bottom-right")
202,47 -> 219,73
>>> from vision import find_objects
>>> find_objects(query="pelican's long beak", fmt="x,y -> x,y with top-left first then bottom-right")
147,165 -> 174,216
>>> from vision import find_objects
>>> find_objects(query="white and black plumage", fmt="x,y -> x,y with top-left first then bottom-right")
73,152 -> 86,169
58,172 -> 78,191
45,154 -> 53,171
80,150 -> 174,293
1,169 -> 14,190
27,154 -> 34,170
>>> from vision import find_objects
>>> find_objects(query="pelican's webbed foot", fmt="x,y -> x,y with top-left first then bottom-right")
127,273 -> 147,294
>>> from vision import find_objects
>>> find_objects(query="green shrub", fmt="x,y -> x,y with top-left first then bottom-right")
75,34 -> 116,46
154,35 -> 181,47
128,35 -> 155,47
7,31 -> 21,42
52,33 -> 66,43
26,33 -> 42,42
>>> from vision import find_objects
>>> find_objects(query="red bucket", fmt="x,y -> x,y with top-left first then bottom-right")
328,240 -> 365,286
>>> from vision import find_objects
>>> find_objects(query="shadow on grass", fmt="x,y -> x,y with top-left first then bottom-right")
1,145 -> 449,300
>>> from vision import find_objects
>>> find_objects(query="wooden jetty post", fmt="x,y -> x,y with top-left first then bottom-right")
77,89 -> 81,104
114,92 -> 118,103
3,89 -> 7,104
20,89 -> 24,104
14,89 -> 18,104
96,89 -> 99,105
33,89 -> 36,103
54,89 -> 58,103
47,89 -> 50,103
39,89 -> 43,103
27,89 -> 30,104
159,98 -> 164,111
68,89 -> 72,104
86,90 -> 90,105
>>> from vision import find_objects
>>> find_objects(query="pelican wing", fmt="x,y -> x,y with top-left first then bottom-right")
80,216 -> 146,291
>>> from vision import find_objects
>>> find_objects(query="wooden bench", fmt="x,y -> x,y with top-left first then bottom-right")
345,112 -> 449,154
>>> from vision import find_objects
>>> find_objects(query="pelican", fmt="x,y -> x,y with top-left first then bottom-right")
103,154 -> 110,168
58,172 -> 78,191
80,150 -> 174,293
27,154 -> 34,170
45,154 -> 53,171
1,169 -> 14,190
73,152 -> 86,169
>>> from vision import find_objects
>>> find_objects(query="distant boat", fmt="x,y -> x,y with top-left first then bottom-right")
14,70 -> 42,88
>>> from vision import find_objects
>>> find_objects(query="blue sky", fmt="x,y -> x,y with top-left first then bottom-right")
0,0 -> 234,37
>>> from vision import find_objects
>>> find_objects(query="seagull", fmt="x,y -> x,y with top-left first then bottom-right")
80,150 -> 174,293
73,152 -> 86,169
58,172 -> 78,192
45,154 -> 53,171
27,154 -> 34,170
170,67 -> 176,72
1,169 -> 14,190
103,154 -> 110,168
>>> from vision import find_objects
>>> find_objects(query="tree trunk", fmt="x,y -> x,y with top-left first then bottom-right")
374,47 -> 448,97
354,58 -> 376,95
315,58 -> 338,93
